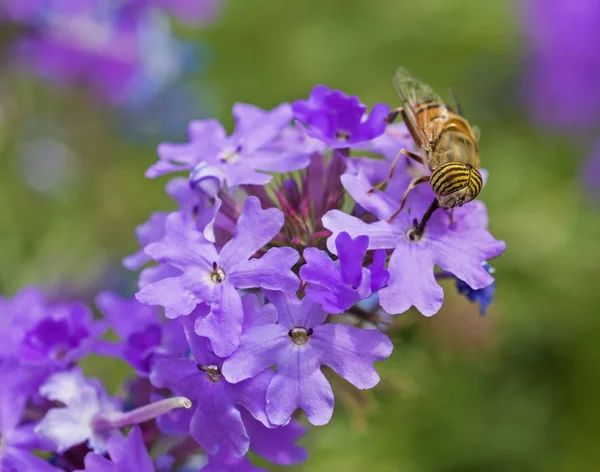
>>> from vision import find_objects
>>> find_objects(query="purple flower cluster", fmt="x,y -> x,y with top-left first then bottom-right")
0,85 -> 505,470
1,0 -> 220,106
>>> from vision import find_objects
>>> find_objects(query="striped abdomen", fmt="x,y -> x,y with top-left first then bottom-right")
430,161 -> 483,199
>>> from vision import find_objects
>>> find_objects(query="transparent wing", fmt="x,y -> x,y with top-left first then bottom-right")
392,67 -> 449,146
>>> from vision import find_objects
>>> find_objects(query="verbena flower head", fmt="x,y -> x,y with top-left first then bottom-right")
292,85 -> 390,147
0,82 -> 506,470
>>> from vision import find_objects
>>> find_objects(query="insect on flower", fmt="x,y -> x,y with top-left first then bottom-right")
369,67 -> 484,234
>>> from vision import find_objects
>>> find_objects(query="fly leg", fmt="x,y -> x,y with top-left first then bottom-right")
387,175 -> 430,222
368,148 -> 424,194
385,107 -> 403,124
414,199 -> 440,236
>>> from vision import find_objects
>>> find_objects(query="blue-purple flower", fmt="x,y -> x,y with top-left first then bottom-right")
222,291 -> 393,426
292,85 -> 390,148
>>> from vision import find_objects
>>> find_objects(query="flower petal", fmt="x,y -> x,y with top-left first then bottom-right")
135,274 -> 199,319
340,171 -> 399,221
312,324 -> 393,389
242,411 -> 307,465
107,426 -> 153,472
229,370 -> 274,427
266,365 -> 333,427
144,212 -> 217,271
264,291 -> 327,328
219,197 -> 284,268
194,282 -> 244,357
335,232 -> 368,287
222,324 -> 288,383
378,242 -> 443,316
228,247 -> 299,294
190,397 -> 249,458
430,229 -> 506,290
322,210 -> 400,253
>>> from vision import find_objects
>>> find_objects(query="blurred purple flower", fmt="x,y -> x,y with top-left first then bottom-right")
523,0 -> 600,129
322,171 -> 505,316
95,292 -> 186,375
19,301 -> 106,370
222,291 -> 393,426
0,369 -> 62,472
292,85 -> 389,148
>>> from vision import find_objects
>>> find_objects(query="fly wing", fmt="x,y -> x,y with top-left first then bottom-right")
393,67 -> 449,147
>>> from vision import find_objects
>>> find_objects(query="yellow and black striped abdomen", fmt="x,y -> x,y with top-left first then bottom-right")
430,162 -> 483,197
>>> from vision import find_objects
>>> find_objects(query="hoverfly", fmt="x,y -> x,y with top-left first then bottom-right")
370,67 -> 483,232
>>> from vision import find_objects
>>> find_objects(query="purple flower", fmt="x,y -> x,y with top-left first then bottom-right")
19,300 -> 106,369
150,310 -> 274,459
222,291 -> 393,426
74,427 -> 154,472
322,170 -> 506,316
147,103 -> 312,188
292,85 -> 389,148
95,292 -> 186,376
0,287 -> 48,359
0,369 -> 62,472
136,197 -> 299,356
300,232 -> 389,313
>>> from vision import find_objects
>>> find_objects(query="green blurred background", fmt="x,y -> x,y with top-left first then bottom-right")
3,0 -> 600,470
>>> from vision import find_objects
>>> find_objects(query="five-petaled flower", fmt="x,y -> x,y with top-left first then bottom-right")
222,291 -> 393,426
136,196 -> 299,356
